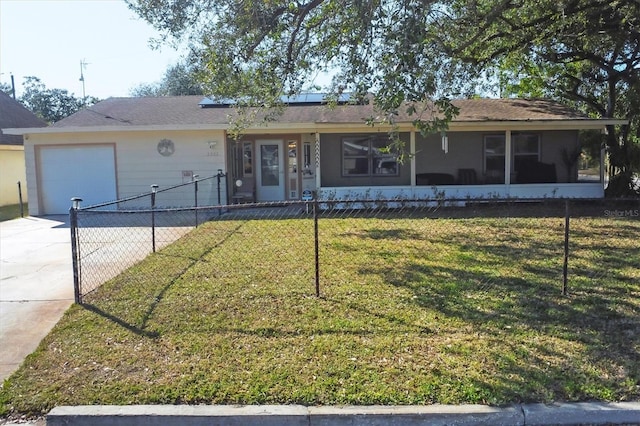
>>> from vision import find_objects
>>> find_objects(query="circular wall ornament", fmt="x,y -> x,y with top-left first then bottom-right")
157,138 -> 175,156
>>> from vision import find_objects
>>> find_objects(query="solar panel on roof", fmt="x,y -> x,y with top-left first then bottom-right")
199,93 -> 352,108
282,93 -> 352,104
198,97 -> 237,107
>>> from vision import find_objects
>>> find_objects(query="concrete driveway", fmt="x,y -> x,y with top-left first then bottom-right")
0,215 -> 74,382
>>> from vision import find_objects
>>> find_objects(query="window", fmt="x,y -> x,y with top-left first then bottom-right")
342,136 -> 398,176
484,134 -> 540,180
243,142 -> 253,177
303,142 -> 313,176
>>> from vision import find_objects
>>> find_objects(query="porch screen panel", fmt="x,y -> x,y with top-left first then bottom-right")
513,134 -> 540,172
484,136 -> 505,182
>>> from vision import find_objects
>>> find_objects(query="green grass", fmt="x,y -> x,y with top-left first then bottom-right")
0,203 -> 27,222
1,215 -> 639,417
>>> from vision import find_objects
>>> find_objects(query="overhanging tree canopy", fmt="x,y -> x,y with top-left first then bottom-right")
127,0 -> 639,195
127,0 -> 465,132
438,0 -> 640,195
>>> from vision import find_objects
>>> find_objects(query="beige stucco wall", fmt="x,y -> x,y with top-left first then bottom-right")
0,145 -> 27,207
25,129 -> 227,215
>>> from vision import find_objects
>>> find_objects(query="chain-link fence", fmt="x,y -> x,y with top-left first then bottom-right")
70,195 -> 639,305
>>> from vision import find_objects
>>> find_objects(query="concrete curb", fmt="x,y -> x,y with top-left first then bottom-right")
46,402 -> 640,425
523,402 -> 640,425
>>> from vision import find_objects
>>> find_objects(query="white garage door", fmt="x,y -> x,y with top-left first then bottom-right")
39,145 -> 117,214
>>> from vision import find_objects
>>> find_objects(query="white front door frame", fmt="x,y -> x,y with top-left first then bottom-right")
255,139 -> 285,201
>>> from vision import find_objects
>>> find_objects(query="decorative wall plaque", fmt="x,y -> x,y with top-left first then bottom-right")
157,138 -> 175,156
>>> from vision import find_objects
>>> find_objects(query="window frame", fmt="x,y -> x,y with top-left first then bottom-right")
483,133 -> 541,177
341,135 -> 399,177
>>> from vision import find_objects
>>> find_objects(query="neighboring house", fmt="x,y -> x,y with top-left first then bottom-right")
0,91 -> 47,207
3,95 -> 626,215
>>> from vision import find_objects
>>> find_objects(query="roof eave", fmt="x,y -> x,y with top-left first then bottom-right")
3,124 -> 232,135
446,119 -> 629,131
3,118 -> 628,135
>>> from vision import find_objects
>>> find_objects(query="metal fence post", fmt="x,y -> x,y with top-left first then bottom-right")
17,181 -> 24,218
216,169 -> 226,216
193,175 -> 199,227
563,199 -> 570,295
70,197 -> 82,304
314,196 -> 320,297
151,184 -> 158,253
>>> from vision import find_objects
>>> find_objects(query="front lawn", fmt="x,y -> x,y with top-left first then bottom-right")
1,215 -> 639,417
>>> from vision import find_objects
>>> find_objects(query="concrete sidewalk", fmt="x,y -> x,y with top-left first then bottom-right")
0,215 -> 74,383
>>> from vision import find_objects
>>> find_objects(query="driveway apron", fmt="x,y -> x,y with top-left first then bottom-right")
0,216 -> 74,382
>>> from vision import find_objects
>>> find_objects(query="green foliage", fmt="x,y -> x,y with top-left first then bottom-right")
0,82 -> 13,97
441,0 -> 640,195
130,61 -> 204,96
126,0 -> 639,194
126,0 -> 471,138
18,77 -> 98,124
0,204 -> 27,222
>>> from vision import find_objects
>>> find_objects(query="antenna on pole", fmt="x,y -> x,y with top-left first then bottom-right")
10,73 -> 16,99
79,59 -> 89,101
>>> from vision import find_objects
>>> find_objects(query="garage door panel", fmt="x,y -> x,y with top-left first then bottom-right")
39,145 -> 117,214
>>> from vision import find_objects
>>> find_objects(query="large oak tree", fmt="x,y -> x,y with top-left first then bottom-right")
127,0 -> 639,195
440,0 -> 640,195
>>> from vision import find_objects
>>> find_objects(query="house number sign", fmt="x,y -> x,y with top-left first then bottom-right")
157,139 -> 175,156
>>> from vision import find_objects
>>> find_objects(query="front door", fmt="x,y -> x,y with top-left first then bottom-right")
256,139 -> 285,201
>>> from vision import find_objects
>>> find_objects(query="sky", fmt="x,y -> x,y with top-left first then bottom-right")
0,0 -> 185,99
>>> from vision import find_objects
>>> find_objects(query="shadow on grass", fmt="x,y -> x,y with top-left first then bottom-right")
375,237 -> 640,401
82,222 -> 247,337
78,213 -> 639,403
322,213 -> 638,401
82,303 -> 161,338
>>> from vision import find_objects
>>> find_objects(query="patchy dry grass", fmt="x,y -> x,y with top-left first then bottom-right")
1,215 -> 639,417
0,203 -> 27,222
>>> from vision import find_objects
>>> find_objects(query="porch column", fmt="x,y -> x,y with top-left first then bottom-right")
504,130 -> 512,185
410,131 -> 416,186
600,146 -> 606,186
314,132 -> 321,190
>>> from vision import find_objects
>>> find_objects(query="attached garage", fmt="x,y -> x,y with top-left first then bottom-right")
37,144 -> 117,214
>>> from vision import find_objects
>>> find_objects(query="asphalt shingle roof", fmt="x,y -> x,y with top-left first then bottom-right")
49,96 -> 592,130
0,91 -> 47,144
